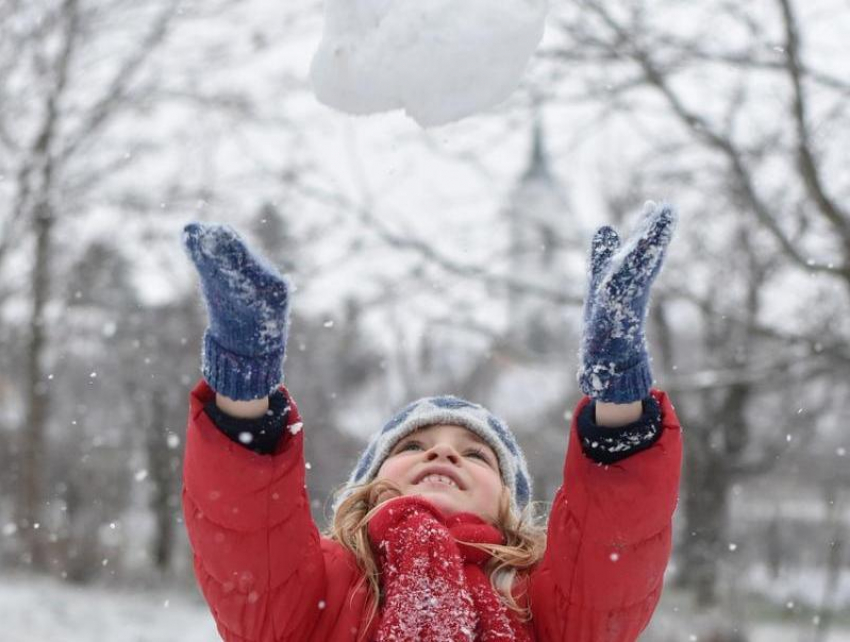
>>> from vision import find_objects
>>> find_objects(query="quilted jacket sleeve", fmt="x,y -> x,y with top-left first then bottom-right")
182,380 -> 326,642
529,389 -> 683,642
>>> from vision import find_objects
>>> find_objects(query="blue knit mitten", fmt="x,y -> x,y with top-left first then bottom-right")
182,222 -> 290,401
578,201 -> 677,403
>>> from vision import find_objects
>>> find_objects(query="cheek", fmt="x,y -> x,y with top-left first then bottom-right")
478,483 -> 504,523
376,458 -> 409,485
474,469 -> 504,506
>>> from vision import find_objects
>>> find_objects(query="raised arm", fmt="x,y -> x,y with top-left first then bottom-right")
530,202 -> 682,641
530,390 -> 682,641
180,223 -> 326,641
183,381 -> 326,642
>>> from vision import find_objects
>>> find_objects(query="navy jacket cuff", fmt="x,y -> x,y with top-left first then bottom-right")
203,389 -> 290,455
577,395 -> 663,464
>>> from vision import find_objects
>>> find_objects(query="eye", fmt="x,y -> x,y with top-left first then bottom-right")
397,441 -> 423,453
466,447 -> 492,464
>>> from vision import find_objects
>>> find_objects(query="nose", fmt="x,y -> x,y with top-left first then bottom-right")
425,442 -> 460,465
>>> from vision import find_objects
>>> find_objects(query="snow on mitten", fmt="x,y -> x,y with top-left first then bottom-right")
182,222 -> 290,401
578,202 -> 677,403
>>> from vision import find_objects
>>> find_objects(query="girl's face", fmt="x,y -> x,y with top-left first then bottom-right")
376,424 -> 504,523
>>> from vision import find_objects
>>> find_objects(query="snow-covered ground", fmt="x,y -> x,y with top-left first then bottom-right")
2,572 -> 849,642
0,573 -> 217,642
642,588 -> 850,642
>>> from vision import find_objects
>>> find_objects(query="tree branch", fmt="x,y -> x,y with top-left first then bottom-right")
59,0 -> 180,162
292,180 -> 583,307
0,0 -> 81,272
576,1 -> 850,282
776,0 -> 850,239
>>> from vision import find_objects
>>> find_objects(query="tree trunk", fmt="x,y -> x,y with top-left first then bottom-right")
14,0 -> 79,573
147,390 -> 175,573
18,201 -> 53,570
675,423 -> 731,608
811,486 -> 845,642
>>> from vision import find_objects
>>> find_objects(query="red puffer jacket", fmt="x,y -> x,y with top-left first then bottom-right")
183,380 -> 682,642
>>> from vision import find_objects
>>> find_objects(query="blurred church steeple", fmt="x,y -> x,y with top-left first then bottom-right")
523,115 -> 551,181
502,111 -> 576,354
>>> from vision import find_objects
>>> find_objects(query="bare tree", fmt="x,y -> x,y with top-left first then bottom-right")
0,0 -> 180,571
535,0 -> 850,606
545,0 -> 849,291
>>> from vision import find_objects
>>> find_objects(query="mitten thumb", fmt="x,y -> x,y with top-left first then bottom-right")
588,225 -> 620,289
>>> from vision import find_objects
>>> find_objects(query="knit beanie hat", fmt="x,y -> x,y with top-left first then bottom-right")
335,395 -> 532,517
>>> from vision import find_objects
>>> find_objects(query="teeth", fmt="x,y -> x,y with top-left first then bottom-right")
419,474 -> 458,488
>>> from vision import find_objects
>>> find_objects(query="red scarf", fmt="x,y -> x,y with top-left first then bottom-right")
368,496 -> 531,642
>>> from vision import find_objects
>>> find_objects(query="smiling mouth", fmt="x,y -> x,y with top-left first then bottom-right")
416,474 -> 459,489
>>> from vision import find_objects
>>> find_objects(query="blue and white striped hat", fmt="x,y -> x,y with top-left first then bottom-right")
334,395 -> 532,516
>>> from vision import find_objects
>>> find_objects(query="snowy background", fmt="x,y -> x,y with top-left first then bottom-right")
1,0 -> 849,640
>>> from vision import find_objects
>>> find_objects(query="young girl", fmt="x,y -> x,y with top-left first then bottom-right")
180,201 -> 682,642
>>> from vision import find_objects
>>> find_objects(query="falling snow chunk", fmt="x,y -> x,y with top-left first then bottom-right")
167,434 -> 180,449
238,432 -> 254,445
609,552 -> 619,562
289,421 -> 304,435
317,600 -> 326,610
305,462 -> 312,470
323,320 -> 334,328
728,543 -> 737,551
310,0 -> 548,127
89,372 -> 97,378
135,469 -> 148,482
2,523 -> 17,536
837,447 -> 846,457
